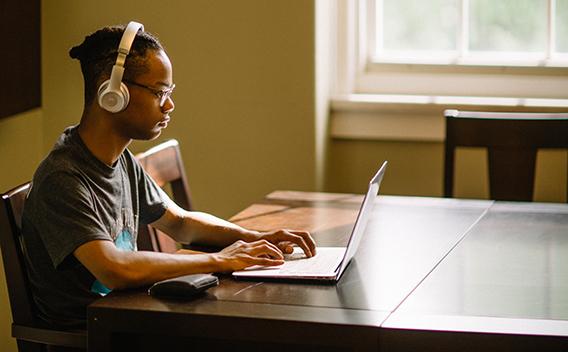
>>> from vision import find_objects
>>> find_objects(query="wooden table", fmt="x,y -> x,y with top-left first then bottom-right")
88,192 -> 568,351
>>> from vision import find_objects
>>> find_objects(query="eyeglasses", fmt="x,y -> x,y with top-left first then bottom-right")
124,80 -> 175,107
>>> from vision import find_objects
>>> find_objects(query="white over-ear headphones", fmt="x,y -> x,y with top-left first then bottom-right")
97,21 -> 144,113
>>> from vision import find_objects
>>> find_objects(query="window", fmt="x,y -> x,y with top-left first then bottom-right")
373,0 -> 568,67
331,0 -> 568,141
335,0 -> 568,99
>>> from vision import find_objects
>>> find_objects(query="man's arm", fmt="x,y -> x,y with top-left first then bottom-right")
74,198 -> 317,290
151,198 -> 317,256
74,238 -> 284,290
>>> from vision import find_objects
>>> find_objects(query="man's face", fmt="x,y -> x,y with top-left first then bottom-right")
116,49 -> 175,141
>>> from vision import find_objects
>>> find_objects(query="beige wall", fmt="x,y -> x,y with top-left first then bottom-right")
42,0 -> 317,218
0,110 -> 44,193
326,139 -> 567,203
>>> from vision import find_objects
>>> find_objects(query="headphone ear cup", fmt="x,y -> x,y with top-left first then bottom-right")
97,80 -> 130,113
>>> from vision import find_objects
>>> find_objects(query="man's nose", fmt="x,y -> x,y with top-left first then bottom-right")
161,97 -> 175,114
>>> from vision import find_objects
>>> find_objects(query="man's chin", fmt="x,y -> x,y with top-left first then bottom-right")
147,130 -> 162,141
131,129 -> 162,141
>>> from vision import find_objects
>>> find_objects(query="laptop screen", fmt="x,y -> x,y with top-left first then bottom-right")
336,161 -> 387,278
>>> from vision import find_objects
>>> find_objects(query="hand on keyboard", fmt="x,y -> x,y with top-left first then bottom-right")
283,252 -> 307,261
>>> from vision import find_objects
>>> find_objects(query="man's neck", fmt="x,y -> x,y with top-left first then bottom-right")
77,110 -> 131,166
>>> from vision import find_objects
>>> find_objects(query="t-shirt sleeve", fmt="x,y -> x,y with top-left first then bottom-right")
33,172 -> 112,269
129,153 -> 169,225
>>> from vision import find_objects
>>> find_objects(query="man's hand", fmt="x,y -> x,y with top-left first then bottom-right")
214,239 -> 285,271
254,229 -> 316,258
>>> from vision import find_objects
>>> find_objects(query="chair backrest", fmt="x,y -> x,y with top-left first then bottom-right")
1,183 -> 89,350
135,139 -> 192,253
0,183 -> 35,325
444,110 -> 568,202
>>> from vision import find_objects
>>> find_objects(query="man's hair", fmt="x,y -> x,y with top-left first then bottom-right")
69,24 -> 164,107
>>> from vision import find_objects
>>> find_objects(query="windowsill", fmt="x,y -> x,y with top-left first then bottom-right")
330,94 -> 568,142
370,57 -> 568,71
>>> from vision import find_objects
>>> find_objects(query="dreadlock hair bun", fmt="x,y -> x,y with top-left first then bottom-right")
69,44 -> 83,60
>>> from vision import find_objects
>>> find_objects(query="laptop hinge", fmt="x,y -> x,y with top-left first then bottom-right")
334,260 -> 343,274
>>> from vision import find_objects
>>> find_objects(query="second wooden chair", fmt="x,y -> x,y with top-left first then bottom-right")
444,109 -> 568,202
135,139 -> 192,253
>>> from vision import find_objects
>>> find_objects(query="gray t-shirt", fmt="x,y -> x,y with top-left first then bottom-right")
21,126 -> 168,328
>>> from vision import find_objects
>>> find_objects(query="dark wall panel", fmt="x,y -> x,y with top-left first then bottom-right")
0,0 -> 41,119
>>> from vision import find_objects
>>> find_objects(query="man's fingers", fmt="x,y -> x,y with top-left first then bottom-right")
264,230 -> 316,257
219,239 -> 288,271
241,240 -> 284,266
290,230 -> 316,256
278,232 -> 313,257
248,257 -> 284,267
248,240 -> 284,259
277,241 -> 294,254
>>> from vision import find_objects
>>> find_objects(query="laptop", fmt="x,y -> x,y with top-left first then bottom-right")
233,161 -> 388,283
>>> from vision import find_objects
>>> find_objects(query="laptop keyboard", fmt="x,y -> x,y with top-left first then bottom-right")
278,249 -> 344,274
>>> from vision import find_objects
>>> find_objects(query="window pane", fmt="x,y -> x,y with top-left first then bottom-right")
380,0 -> 459,52
470,0 -> 546,52
557,0 -> 568,53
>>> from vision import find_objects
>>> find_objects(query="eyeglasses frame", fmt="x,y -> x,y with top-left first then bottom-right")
123,79 -> 175,107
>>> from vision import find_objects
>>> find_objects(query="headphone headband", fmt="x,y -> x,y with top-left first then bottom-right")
108,21 -> 144,91
98,21 -> 144,113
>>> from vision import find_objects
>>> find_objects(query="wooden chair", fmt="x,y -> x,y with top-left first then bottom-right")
135,139 -> 192,253
444,109 -> 568,202
0,183 -> 87,351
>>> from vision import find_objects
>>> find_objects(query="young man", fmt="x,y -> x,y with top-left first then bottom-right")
21,22 -> 316,329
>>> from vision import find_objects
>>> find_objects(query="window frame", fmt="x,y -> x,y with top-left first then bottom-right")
335,0 -> 568,99
372,0 -> 568,68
